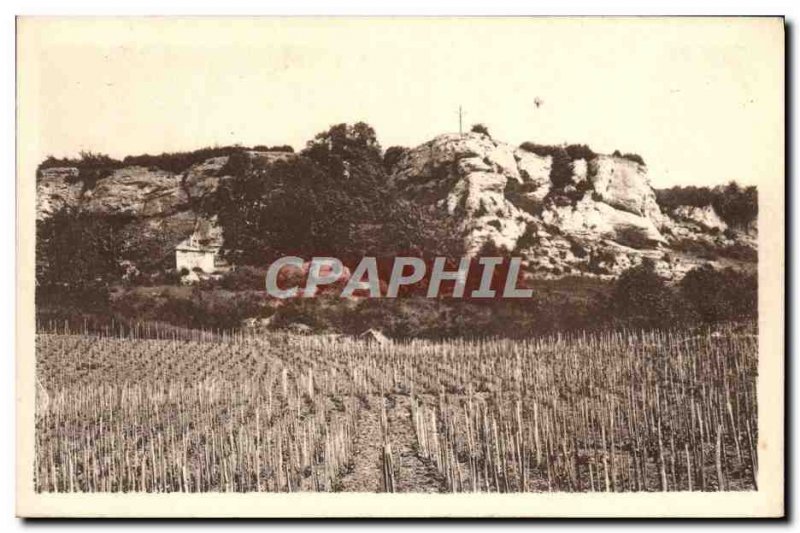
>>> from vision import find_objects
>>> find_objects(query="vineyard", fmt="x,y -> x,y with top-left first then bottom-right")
34,324 -> 758,493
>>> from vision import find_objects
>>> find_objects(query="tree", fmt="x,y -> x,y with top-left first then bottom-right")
211,123 -> 465,266
217,150 -> 252,178
712,182 -> 758,229
303,122 -> 383,177
608,259 -> 680,329
655,181 -> 757,228
381,202 -> 465,259
679,265 -> 757,323
211,156 -> 357,263
210,123 -> 388,264
36,209 -> 133,307
208,122 -> 471,269
213,157 -> 466,265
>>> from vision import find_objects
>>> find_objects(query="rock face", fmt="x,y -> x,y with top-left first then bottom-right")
391,133 -> 539,253
672,204 -> 727,232
540,197 -> 665,249
589,155 -> 664,224
182,156 -> 229,205
390,132 -> 755,280
36,150 -> 294,222
36,167 -> 82,220
391,133 -> 668,253
35,152 -> 291,276
515,150 -> 552,196
36,135 -> 755,282
82,166 -> 184,217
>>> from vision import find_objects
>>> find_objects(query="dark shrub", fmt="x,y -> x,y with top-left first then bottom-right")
217,266 -> 267,291
655,181 -> 757,229
549,149 -> 573,189
217,150 -> 251,178
607,259 -> 681,329
585,249 -> 615,274
471,123 -> 490,137
270,299 -> 327,330
712,182 -> 758,229
383,146 -> 407,171
611,150 -> 645,165
253,145 -> 294,153
515,224 -> 540,251
518,143 -> 580,189
36,208 -> 135,300
122,146 -> 248,174
37,151 -> 123,190
679,265 -> 757,323
621,153 -> 645,165
568,238 -> 588,258
134,289 -> 267,331
565,144 -> 596,161
655,185 -> 716,210
719,243 -> 758,262
519,142 -> 555,157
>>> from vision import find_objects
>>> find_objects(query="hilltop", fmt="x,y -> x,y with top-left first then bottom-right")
388,132 -> 756,280
37,130 -> 757,282
35,124 -> 758,337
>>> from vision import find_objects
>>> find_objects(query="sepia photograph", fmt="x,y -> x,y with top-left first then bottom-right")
15,16 -> 785,517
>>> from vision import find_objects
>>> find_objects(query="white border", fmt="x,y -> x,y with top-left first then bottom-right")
4,2 -> 795,530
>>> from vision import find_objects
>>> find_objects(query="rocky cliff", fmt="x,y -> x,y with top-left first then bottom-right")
36,151 -> 292,269
36,135 -> 755,281
389,132 -> 756,280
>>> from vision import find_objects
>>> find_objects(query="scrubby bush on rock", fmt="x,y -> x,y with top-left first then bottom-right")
470,123 -> 490,136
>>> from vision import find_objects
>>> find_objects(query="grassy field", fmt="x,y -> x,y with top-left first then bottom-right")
34,324 -> 757,493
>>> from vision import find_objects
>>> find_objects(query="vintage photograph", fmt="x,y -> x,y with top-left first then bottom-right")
16,17 -> 784,517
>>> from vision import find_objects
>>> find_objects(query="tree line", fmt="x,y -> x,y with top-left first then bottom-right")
655,182 -> 757,229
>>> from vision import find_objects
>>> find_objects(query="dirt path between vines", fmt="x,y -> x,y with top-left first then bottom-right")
336,394 -> 445,493
337,395 -> 383,492
385,395 -> 446,493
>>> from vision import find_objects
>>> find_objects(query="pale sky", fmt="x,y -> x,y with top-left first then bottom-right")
20,17 -> 783,187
